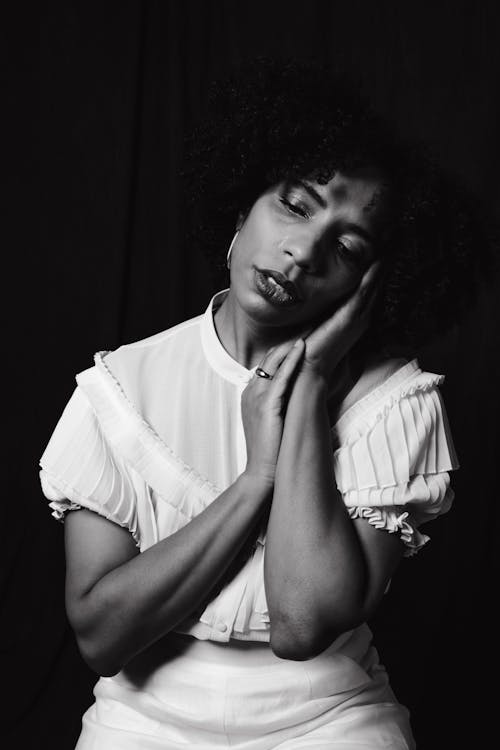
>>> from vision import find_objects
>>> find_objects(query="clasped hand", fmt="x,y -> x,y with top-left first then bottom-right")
300,260 -> 382,383
241,261 -> 382,487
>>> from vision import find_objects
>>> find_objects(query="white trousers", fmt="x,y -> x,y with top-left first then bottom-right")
76,632 -> 415,749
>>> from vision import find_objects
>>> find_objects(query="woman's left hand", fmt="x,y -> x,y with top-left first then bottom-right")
300,261 -> 382,384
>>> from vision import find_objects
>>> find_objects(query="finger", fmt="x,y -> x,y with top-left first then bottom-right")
358,260 -> 385,305
268,339 -> 305,398
360,259 -> 382,291
337,260 -> 383,323
305,275 -> 379,353
257,337 -> 298,376
300,325 -> 316,340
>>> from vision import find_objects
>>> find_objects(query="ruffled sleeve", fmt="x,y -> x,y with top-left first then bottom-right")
39,383 -> 143,546
333,366 -> 459,557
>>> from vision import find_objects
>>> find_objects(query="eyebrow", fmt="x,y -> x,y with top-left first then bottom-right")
295,180 -> 375,244
296,179 -> 327,208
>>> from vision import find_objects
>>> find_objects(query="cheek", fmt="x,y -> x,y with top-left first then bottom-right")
233,236 -> 256,273
234,217 -> 275,266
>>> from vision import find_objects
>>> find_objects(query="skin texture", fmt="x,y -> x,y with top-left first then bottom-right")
215,168 -> 390,370
64,169 -> 405,675
222,170 -> 405,658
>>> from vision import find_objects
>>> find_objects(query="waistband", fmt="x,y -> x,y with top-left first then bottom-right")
161,623 -> 372,668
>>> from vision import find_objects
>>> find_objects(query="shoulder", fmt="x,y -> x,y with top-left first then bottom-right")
333,354 -> 459,557
333,354 -> 458,475
106,313 -> 203,364
72,311 -> 207,424
339,356 -> 409,419
100,313 -> 204,394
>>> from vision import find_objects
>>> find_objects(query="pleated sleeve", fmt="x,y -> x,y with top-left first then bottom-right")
333,374 -> 459,556
39,385 -> 142,545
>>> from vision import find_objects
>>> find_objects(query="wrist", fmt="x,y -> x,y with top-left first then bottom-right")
294,367 -> 330,397
239,469 -> 274,499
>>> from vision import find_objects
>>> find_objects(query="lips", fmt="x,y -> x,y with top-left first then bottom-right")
255,267 -> 302,302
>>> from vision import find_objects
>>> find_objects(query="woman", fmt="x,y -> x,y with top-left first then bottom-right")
39,60 -> 486,749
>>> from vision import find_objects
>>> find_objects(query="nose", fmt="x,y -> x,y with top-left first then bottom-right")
280,230 -> 322,273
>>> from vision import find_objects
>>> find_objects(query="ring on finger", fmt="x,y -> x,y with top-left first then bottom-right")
255,367 -> 273,380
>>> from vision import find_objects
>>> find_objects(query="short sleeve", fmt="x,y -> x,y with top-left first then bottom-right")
39,386 -> 141,545
334,378 -> 459,557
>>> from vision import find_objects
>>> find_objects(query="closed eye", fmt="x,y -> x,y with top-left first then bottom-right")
279,197 -> 310,218
335,237 -> 368,269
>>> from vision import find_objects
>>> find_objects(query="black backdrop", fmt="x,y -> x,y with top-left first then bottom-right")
9,1 -> 500,747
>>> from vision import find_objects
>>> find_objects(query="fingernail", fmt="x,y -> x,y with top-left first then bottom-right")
294,338 -> 304,347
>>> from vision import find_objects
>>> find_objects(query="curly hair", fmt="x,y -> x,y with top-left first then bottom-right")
181,57 -> 496,354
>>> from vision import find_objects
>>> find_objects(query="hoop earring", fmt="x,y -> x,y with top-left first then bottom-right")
226,231 -> 239,270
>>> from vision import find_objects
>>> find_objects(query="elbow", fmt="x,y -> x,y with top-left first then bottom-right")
89,661 -> 122,678
67,599 -> 127,676
270,636 -> 323,661
69,612 -> 125,676
269,622 -> 339,662
269,610 -> 365,662
270,627 -> 340,661
76,634 -> 124,677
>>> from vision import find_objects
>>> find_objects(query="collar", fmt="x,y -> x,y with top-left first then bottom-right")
199,291 -> 423,428
200,289 -> 256,386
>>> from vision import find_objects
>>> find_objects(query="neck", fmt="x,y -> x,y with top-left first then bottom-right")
212,289 -> 366,419
213,289 -> 303,370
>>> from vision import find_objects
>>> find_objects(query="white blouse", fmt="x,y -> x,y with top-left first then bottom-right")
39,290 -> 459,644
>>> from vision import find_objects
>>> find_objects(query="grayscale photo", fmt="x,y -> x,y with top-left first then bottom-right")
11,2 -> 499,748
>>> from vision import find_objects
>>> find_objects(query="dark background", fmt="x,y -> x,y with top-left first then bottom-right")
8,1 -> 499,747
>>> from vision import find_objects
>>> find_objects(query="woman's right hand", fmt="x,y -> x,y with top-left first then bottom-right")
241,338 -> 305,487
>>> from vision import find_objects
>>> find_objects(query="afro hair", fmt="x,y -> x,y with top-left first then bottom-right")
182,57 -> 496,354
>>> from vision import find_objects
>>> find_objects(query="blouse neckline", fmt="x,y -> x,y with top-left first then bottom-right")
200,289 -> 420,428
200,289 -> 256,387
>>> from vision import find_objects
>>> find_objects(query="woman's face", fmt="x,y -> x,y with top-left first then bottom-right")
228,167 -> 392,331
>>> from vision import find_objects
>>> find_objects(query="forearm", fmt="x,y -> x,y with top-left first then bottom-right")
76,472 -> 270,674
265,372 -> 366,658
